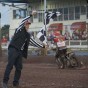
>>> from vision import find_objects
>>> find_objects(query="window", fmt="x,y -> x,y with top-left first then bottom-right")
13,9 -> 26,19
75,13 -> 80,19
48,9 -> 53,12
53,9 -> 57,21
58,8 -> 63,21
53,9 -> 57,12
75,6 -> 80,13
75,6 -> 80,20
64,14 -> 68,20
38,13 -> 44,22
69,7 -> 74,20
58,15 -> 63,21
81,6 -> 86,15
87,6 -> 88,12
64,8 -> 68,20
64,8 -> 68,14
87,13 -> 88,19
87,6 -> 88,19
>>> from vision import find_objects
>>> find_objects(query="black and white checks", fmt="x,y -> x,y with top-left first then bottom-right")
37,11 -> 61,45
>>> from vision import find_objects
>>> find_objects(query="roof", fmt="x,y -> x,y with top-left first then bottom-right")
0,0 -> 42,3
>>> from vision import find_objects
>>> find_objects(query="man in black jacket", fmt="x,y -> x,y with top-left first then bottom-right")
2,11 -> 45,88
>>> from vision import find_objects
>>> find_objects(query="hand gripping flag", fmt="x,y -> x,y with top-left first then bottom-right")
37,11 -> 61,45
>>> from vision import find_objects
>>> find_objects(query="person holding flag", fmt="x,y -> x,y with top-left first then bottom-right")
2,10 -> 45,88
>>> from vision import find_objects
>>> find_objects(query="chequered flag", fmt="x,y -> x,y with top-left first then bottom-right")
37,11 -> 61,45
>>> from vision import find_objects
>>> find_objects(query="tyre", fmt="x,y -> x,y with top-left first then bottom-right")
55,57 -> 65,69
65,57 -> 71,68
69,53 -> 79,67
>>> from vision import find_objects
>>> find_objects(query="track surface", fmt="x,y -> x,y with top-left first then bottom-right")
0,50 -> 88,88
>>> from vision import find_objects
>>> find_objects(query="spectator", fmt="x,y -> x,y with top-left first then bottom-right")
64,31 -> 71,40
1,36 -> 7,43
82,31 -> 88,40
72,30 -> 79,40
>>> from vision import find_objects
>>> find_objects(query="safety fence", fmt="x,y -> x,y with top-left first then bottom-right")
1,40 -> 88,50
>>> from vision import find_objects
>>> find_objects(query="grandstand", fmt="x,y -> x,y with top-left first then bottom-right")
1,0 -> 88,50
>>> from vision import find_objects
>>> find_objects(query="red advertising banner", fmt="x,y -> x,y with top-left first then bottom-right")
48,23 -> 63,31
71,22 -> 86,30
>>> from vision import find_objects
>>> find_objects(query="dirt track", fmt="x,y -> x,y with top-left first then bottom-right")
0,50 -> 88,88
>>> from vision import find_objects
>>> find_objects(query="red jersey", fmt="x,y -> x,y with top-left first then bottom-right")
53,31 -> 65,43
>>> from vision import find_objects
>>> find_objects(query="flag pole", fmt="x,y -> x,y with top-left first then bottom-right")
44,0 -> 47,36
44,0 -> 47,55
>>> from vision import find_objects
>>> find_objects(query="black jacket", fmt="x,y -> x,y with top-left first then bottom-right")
8,27 -> 44,58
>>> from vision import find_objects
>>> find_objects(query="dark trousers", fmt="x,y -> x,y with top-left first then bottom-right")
55,47 -> 67,58
3,47 -> 23,85
55,47 -> 67,67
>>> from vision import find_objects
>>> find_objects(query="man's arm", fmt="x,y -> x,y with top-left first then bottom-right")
29,37 -> 45,48
15,10 -> 37,33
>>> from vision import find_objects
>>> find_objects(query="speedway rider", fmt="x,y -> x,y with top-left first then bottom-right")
53,31 -> 67,69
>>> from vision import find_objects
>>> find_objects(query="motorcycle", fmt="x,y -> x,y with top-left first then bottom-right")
55,47 -> 80,69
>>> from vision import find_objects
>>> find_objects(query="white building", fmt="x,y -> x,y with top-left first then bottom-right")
9,0 -> 88,40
